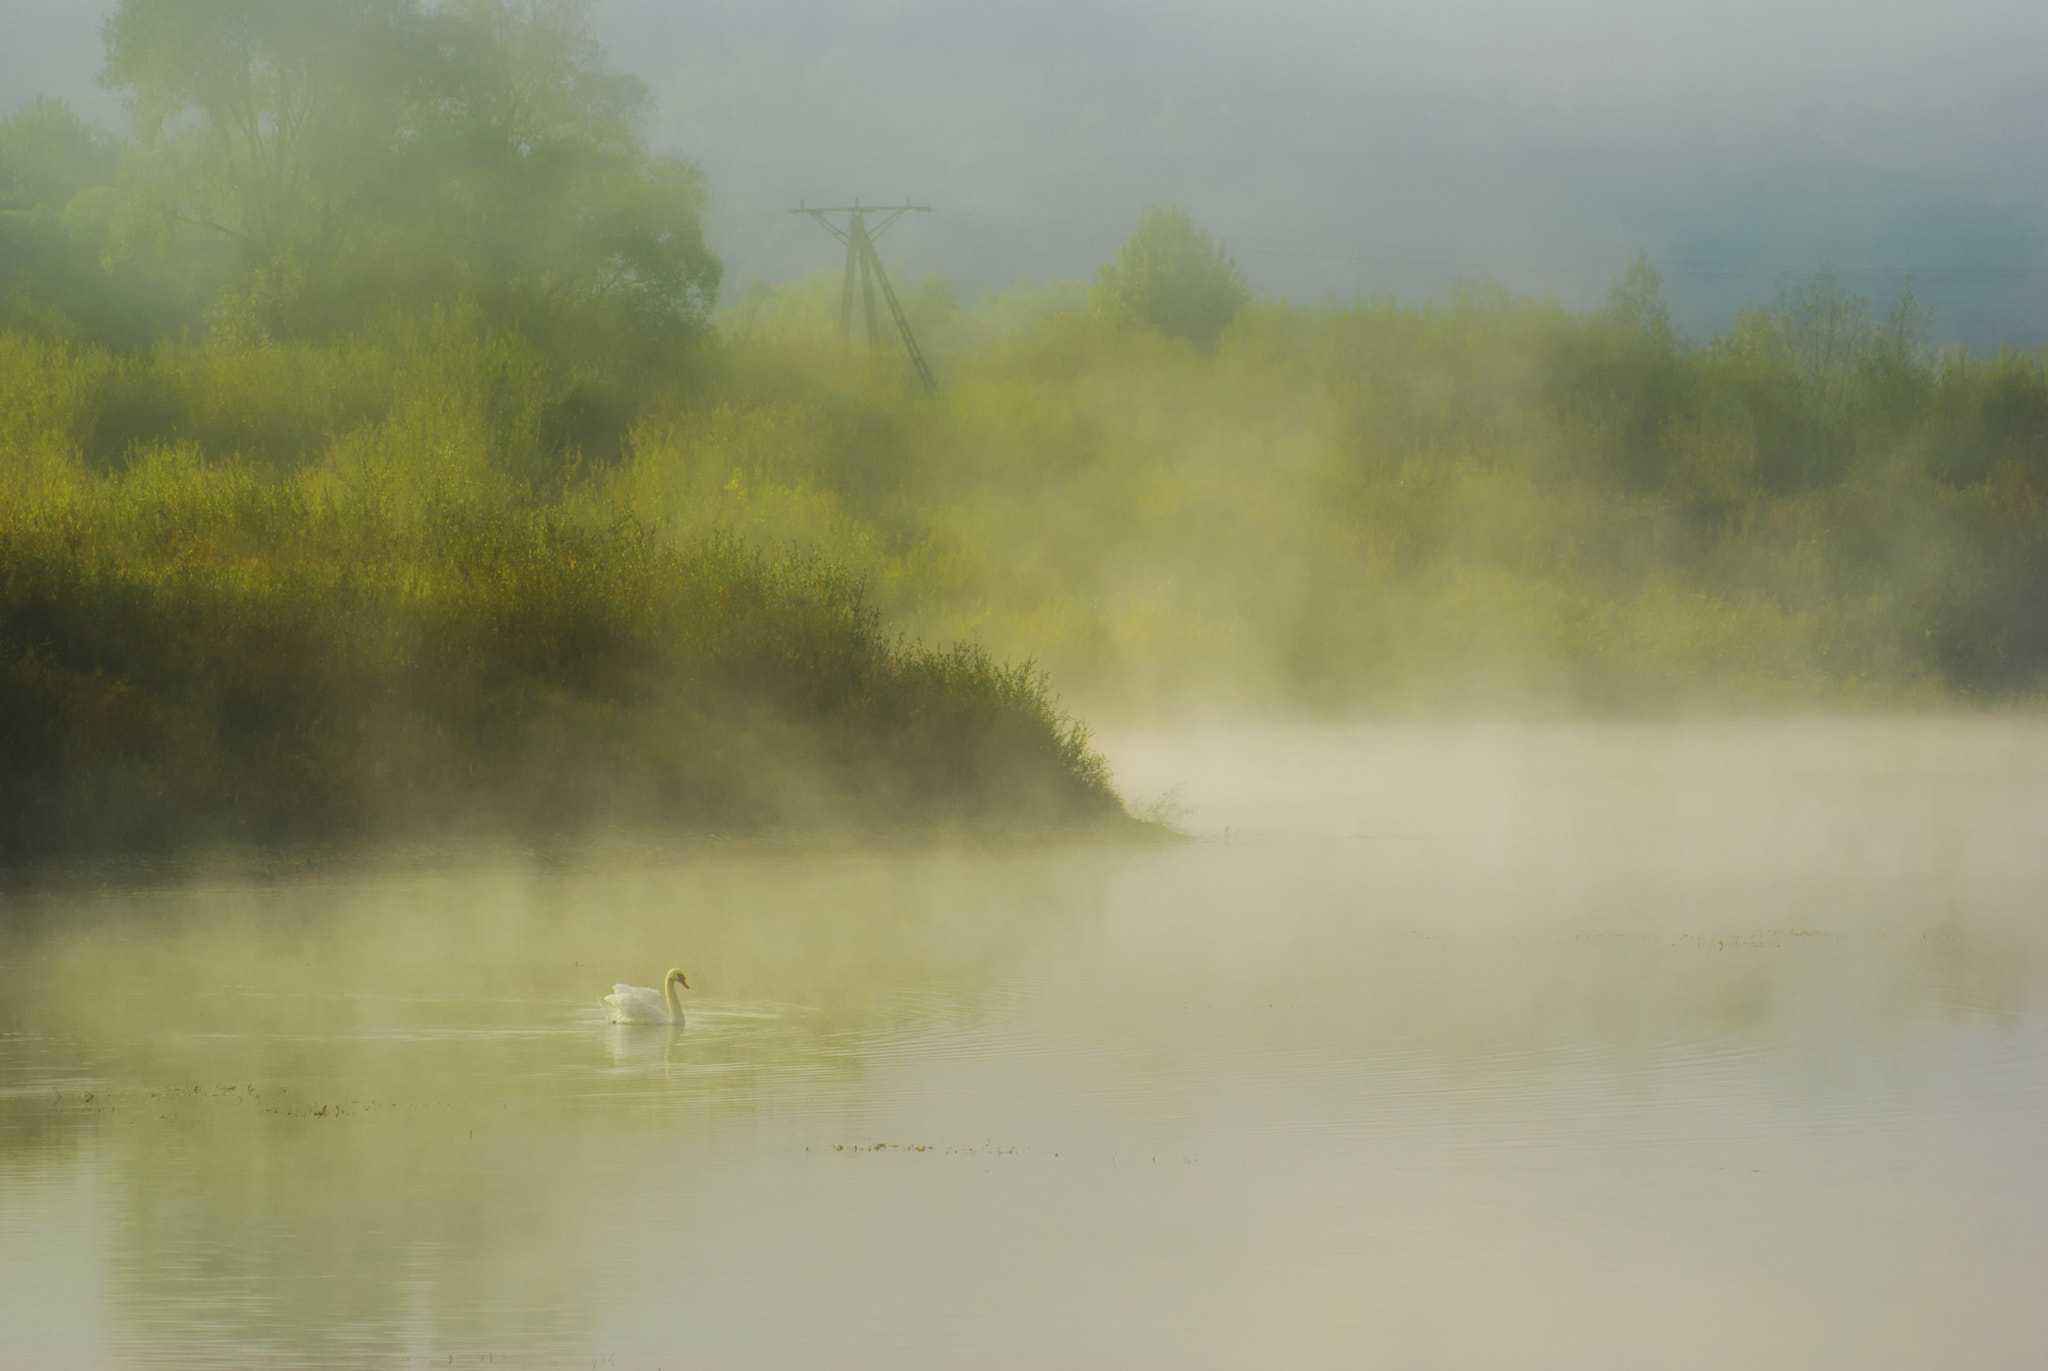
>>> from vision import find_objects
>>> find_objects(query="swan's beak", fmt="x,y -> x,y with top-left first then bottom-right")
680,975 -> 690,990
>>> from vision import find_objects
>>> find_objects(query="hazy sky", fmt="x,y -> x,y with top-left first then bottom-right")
6,0 -> 2045,343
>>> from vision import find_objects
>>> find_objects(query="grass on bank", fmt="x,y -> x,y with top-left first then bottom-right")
0,426 -> 1122,857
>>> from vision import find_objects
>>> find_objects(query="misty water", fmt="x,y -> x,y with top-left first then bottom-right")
3,721 -> 2045,1368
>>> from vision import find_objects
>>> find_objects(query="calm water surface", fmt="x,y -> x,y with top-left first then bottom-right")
3,720 -> 2046,1368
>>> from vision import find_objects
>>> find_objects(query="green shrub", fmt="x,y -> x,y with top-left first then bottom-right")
0,438 -> 1123,856
1090,206 -> 1249,351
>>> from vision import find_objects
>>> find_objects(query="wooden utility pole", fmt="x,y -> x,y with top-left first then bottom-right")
794,198 -> 936,392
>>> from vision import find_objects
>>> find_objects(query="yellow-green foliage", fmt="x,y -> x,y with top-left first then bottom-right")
0,330 -> 1120,855
1089,204 -> 1249,349
7,263 -> 2047,857
670,271 -> 2045,716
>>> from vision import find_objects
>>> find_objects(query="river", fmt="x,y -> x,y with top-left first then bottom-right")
3,720 -> 2045,1368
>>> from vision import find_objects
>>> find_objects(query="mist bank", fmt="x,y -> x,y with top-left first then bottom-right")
702,260 -> 2048,717
8,256 -> 2048,864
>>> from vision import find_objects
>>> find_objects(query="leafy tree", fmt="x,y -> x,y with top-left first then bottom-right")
1773,264 -> 1870,421
1090,204 -> 1249,349
100,0 -> 720,338
0,97 -> 188,342
1599,251 -> 1674,345
400,0 -> 719,331
0,97 -> 123,212
1544,253 -> 1688,493
101,0 -> 422,267
0,98 -> 122,320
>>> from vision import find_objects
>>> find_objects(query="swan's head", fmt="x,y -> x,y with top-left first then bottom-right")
666,968 -> 690,991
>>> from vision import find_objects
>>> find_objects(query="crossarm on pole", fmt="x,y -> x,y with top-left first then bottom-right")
793,198 -> 938,391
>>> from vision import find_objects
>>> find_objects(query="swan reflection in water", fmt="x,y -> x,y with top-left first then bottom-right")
604,1019 -> 683,1065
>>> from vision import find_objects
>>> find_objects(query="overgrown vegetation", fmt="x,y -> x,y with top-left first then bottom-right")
0,1 -> 1125,857
0,348 -> 1120,854
675,257 -> 2048,715
4,0 -> 2047,858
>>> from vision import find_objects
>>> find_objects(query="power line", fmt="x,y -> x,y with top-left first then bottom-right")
919,210 -> 2048,282
722,203 -> 2048,288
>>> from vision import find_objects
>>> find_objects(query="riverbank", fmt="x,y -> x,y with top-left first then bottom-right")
0,445 -> 1132,859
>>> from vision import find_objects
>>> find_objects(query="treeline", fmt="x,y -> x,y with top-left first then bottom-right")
0,2 -> 1127,856
675,254 -> 2048,713
5,2 -> 2048,862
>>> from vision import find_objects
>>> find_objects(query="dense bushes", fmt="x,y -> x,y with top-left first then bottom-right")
643,265 -> 2048,715
0,349 -> 1124,855
6,239 -> 2048,858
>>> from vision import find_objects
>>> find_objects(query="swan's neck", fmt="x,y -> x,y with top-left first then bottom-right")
664,977 -> 683,1018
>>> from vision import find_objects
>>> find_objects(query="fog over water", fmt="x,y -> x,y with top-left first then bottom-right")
3,2 -> 2048,1363
3,722 -> 2045,1367
5,0 -> 2046,342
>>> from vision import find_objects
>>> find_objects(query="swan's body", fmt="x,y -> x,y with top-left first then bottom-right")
603,968 -> 689,1024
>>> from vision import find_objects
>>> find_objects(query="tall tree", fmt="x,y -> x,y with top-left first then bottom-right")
0,97 -> 189,342
1090,205 -> 1249,350
100,0 -> 719,336
102,0 -> 422,268
417,0 -> 719,331
0,97 -> 123,212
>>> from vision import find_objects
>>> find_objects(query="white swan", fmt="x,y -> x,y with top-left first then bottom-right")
603,968 -> 689,1024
